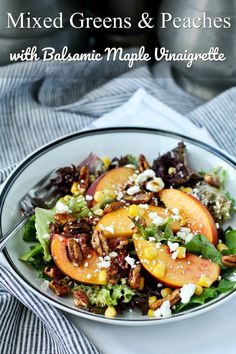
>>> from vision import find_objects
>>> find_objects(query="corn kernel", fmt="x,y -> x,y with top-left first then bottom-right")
139,277 -> 145,290
148,309 -> 155,317
94,191 -> 104,203
168,167 -> 176,175
144,247 -> 158,260
153,261 -> 165,278
98,270 -> 107,285
182,187 -> 193,194
199,275 -> 212,288
195,285 -> 203,296
217,243 -> 228,252
161,288 -> 172,298
180,216 -> 187,227
102,157 -> 111,171
128,205 -> 145,218
148,296 -> 157,307
105,306 -> 117,318
133,232 -> 142,240
176,246 -> 186,259
71,182 -> 79,195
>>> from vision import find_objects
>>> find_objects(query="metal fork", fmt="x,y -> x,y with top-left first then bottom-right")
0,170 -> 59,251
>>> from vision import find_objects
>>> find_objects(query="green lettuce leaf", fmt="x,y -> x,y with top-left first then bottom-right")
23,215 -> 37,242
20,243 -> 43,261
59,195 -> 91,218
75,284 -> 135,307
35,208 -> 55,262
185,234 -> 223,266
175,279 -> 235,312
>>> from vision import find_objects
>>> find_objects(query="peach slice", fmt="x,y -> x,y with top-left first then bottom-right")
51,234 -> 102,285
134,238 -> 220,288
143,205 -> 181,233
95,207 -> 133,238
95,205 -> 181,238
159,189 -> 218,245
86,167 -> 135,207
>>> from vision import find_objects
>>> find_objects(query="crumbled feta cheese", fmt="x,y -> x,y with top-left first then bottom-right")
139,204 -> 149,209
185,233 -> 194,243
109,251 -> 118,258
167,241 -> 179,252
172,208 -> 180,215
172,251 -> 178,260
42,233 -> 50,240
87,274 -> 92,280
154,301 -> 171,318
157,283 -> 163,288
127,185 -> 140,195
56,200 -> 70,213
85,195 -> 93,201
149,237 -> 156,242
104,225 -> 114,234
180,284 -> 196,304
125,164 -> 136,169
215,223 -> 220,229
135,169 -> 156,184
125,255 -> 136,268
148,212 -> 165,226
84,262 -> 89,268
87,254 -> 92,259
116,192 -> 124,201
97,257 -> 111,269
218,275 -> 222,281
146,178 -> 165,193
149,212 -> 158,219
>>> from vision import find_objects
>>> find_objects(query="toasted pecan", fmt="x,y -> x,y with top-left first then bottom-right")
128,264 -> 142,289
73,289 -> 89,308
124,193 -> 153,205
204,174 -> 221,189
222,254 -> 236,267
150,289 -> 181,311
49,279 -> 71,297
91,230 -> 109,256
104,201 -> 125,214
138,154 -> 150,172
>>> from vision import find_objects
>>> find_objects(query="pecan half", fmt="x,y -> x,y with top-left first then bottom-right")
138,154 -> 150,172
62,222 -> 91,235
54,213 -> 76,225
204,174 -> 220,189
128,264 -> 142,289
108,237 -> 129,251
150,289 -> 181,311
44,265 -> 63,279
107,262 -> 121,285
124,193 -> 152,204
104,201 -> 125,214
91,230 -> 109,256
67,238 -> 85,266
49,279 -> 71,296
222,254 -> 236,267
73,289 -> 89,308
78,165 -> 90,193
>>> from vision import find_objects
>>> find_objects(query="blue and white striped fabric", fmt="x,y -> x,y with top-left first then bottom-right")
0,50 -> 236,354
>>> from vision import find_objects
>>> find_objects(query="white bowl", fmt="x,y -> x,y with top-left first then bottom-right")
1,127 -> 236,325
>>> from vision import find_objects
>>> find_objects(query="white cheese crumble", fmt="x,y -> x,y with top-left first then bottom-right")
125,255 -> 136,268
97,256 -> 111,269
127,185 -> 140,195
116,192 -> 124,201
154,301 -> 171,318
42,233 -> 50,240
167,241 -> 179,252
139,204 -> 149,209
104,225 -> 114,234
172,208 -> 180,215
85,195 -> 93,201
172,251 -> 178,260
146,177 -> 164,193
180,284 -> 196,304
56,200 -> 70,213
84,262 -> 89,268
87,274 -> 92,280
109,251 -> 118,258
148,237 -> 156,242
177,227 -> 194,243
135,169 -> 156,184
148,212 -> 165,226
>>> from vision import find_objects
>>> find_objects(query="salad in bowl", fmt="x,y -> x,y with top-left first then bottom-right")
20,142 -> 236,319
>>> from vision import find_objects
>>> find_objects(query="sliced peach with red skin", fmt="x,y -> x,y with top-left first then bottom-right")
51,234 -> 102,285
159,189 -> 218,245
134,238 -> 220,288
86,167 -> 135,207
95,207 -> 133,238
95,206 -> 180,238
143,205 -> 181,233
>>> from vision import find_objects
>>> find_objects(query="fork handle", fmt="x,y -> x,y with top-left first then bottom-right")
0,214 -> 31,251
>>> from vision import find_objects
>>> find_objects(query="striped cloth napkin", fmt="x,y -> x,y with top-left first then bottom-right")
1,53 -> 236,354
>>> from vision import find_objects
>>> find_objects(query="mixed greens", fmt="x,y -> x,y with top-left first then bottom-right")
20,143 -> 236,319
